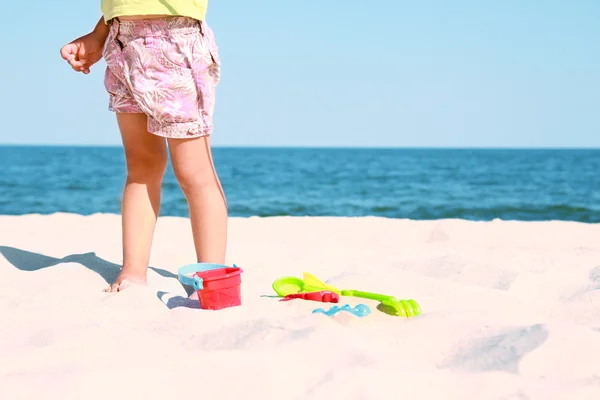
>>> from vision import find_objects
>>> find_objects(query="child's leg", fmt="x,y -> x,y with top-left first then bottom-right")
167,136 -> 227,264
102,17 -> 226,275
106,113 -> 167,292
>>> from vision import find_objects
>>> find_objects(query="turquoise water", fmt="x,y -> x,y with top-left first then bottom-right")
0,146 -> 599,222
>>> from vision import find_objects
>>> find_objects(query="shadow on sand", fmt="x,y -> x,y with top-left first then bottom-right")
0,245 -> 178,284
156,291 -> 200,309
0,245 -> 202,309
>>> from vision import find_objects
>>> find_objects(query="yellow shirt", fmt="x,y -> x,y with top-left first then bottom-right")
101,0 -> 208,23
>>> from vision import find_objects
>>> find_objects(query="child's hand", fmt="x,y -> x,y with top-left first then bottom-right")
60,31 -> 105,74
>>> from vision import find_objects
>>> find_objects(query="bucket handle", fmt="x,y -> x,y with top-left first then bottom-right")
193,275 -> 204,291
178,263 -> 240,291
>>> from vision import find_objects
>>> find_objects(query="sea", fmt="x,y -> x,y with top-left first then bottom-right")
0,146 -> 599,222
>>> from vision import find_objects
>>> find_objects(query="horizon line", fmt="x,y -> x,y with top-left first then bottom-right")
0,144 -> 599,150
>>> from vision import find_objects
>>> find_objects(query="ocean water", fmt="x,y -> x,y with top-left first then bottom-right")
0,146 -> 599,222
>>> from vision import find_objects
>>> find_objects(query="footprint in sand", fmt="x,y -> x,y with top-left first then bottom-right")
561,265 -> 600,302
181,319 -> 317,351
441,323 -> 549,374
427,223 -> 449,243
589,266 -> 600,283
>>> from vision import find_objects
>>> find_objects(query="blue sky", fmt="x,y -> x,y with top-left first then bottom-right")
1,1 -> 598,147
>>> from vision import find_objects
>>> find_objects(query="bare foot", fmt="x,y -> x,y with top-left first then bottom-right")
104,269 -> 148,292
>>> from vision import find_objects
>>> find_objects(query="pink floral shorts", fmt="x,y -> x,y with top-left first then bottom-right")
103,17 -> 221,138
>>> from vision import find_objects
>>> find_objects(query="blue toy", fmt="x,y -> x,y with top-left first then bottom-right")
312,304 -> 371,317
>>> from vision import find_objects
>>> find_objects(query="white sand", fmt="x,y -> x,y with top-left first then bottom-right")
1,213 -> 600,399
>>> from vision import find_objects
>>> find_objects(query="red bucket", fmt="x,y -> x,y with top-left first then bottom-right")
194,267 -> 243,310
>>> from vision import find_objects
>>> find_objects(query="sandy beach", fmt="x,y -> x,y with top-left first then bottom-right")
1,213 -> 600,399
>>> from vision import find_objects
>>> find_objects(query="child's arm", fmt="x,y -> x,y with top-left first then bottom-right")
60,16 -> 109,74
92,16 -> 110,41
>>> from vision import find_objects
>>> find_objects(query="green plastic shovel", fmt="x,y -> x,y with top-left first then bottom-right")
341,289 -> 422,317
272,273 -> 341,297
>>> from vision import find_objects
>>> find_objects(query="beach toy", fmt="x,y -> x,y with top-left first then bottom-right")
272,272 -> 421,318
280,290 -> 340,303
178,263 -> 243,310
312,304 -> 371,317
341,289 -> 421,317
272,272 -> 341,297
